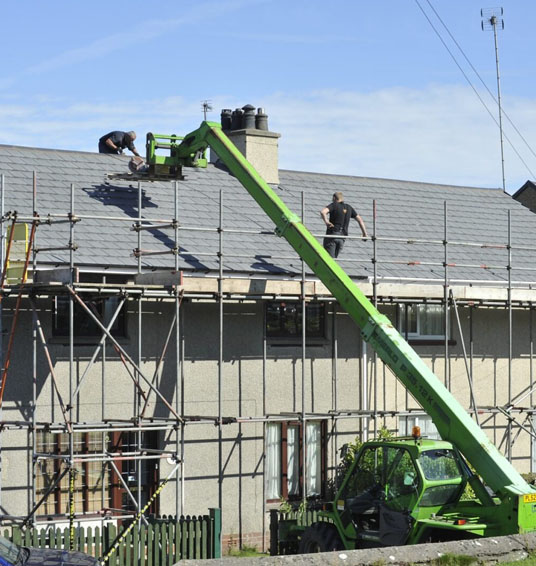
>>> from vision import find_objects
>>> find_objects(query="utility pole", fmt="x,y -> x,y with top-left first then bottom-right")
481,7 -> 505,192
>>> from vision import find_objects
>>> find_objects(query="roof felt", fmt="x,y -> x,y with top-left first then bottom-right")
0,144 -> 534,285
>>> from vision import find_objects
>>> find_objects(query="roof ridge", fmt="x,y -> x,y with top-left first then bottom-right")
0,143 -> 117,157
278,168 -> 504,193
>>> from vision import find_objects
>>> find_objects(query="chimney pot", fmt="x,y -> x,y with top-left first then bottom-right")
242,104 -> 256,129
255,108 -> 269,131
231,108 -> 243,130
220,109 -> 232,131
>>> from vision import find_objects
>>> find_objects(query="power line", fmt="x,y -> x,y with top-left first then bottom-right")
427,1 -> 536,166
414,0 -> 536,183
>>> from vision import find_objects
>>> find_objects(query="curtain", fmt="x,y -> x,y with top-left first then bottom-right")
419,304 -> 444,336
265,423 -> 281,499
400,304 -> 444,337
287,426 -> 300,496
306,422 -> 321,496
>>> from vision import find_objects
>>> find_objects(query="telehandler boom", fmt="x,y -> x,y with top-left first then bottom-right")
155,121 -> 536,549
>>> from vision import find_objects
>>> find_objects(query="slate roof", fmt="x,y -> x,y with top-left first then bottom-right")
0,144 -> 534,286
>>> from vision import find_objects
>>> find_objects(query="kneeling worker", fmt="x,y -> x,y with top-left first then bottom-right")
99,131 -> 141,157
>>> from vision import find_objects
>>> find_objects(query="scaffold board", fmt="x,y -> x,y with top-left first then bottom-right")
5,223 -> 29,284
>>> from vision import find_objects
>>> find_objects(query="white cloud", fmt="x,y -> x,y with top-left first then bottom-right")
2,0 -> 261,88
1,84 -> 536,193
263,85 -> 536,191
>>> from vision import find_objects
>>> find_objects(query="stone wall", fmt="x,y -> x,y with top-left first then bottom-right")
182,532 -> 536,566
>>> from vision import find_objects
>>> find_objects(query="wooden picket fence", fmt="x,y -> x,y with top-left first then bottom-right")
3,509 -> 221,565
269,508 -> 330,555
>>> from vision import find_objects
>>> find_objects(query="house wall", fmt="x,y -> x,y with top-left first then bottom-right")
0,295 -> 534,549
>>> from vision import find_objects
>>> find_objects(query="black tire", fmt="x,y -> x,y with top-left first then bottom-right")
298,522 -> 344,554
418,528 -> 476,544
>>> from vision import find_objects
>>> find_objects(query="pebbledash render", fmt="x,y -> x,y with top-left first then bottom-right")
0,117 -> 535,552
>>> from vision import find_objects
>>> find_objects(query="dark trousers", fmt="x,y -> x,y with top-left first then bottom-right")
98,141 -> 118,154
323,231 -> 345,258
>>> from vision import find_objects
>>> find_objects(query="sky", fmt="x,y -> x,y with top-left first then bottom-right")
2,0 -> 536,193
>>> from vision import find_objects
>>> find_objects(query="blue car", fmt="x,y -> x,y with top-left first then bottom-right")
0,536 -> 98,566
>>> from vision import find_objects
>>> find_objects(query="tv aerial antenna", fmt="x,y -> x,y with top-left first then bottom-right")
481,7 -> 505,191
201,100 -> 213,121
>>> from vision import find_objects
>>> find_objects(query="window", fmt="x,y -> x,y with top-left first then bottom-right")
35,430 -> 158,518
340,445 -> 419,510
36,431 -> 110,516
265,421 -> 326,501
53,296 -> 127,340
419,449 -> 463,507
399,414 -> 441,440
398,304 -> 445,340
109,431 -> 159,515
266,301 -> 326,342
419,449 -> 461,481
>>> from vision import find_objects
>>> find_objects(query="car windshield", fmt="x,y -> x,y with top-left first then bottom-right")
0,536 -> 24,565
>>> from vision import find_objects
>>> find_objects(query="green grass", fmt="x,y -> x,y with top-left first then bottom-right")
226,545 -> 268,558
431,554 -> 476,566
502,554 -> 536,566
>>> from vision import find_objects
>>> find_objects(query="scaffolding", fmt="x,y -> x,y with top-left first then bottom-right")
0,171 -> 535,554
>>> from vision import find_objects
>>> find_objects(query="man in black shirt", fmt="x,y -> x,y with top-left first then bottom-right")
98,131 -> 141,157
320,192 -> 368,258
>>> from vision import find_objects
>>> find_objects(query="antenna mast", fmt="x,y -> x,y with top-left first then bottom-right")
201,100 -> 213,121
481,7 -> 505,191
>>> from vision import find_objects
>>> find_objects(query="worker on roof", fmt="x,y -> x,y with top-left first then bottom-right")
98,131 -> 141,157
320,192 -> 368,258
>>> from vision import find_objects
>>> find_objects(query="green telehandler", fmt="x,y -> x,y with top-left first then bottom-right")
139,121 -> 536,551
297,435 -> 522,551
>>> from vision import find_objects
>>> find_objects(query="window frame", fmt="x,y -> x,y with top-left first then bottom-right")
265,420 -> 327,503
35,431 -> 111,518
399,414 -> 441,440
52,295 -> 128,344
109,431 -> 159,517
35,430 -> 159,519
265,301 -> 327,346
397,303 -> 455,345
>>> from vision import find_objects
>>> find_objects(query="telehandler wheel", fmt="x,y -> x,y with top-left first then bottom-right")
298,522 -> 343,554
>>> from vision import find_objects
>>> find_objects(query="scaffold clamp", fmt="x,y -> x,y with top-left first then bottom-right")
274,213 -> 300,238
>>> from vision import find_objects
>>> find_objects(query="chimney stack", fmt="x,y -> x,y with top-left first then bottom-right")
210,105 -> 280,184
